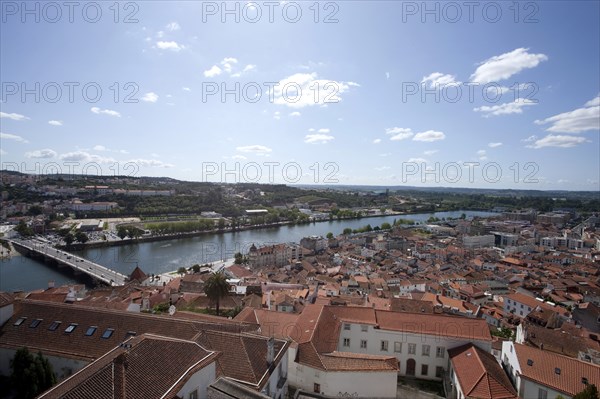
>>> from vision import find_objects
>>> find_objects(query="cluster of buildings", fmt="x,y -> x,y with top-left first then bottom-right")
1,203 -> 600,398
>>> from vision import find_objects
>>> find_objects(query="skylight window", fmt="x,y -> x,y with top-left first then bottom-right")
527,359 -> 534,366
13,317 -> 26,326
64,323 -> 77,333
101,328 -> 114,339
48,321 -> 61,331
29,319 -> 42,328
555,368 -> 561,375
124,331 -> 137,340
85,326 -> 97,336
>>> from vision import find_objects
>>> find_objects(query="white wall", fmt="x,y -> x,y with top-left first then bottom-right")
0,348 -> 90,380
261,349 -> 289,399
176,362 -> 216,399
293,363 -> 397,398
0,303 -> 14,327
521,380 -> 571,399
337,323 -> 492,380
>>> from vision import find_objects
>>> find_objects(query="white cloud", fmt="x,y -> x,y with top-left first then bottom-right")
317,128 -> 330,133
413,130 -> 446,142
243,64 -> 256,73
182,87 -> 191,92
48,120 -> 63,126
375,166 -> 391,171
534,95 -> 600,133
231,155 -> 247,160
0,112 -> 29,121
90,107 -> 121,117
0,149 -> 6,155
270,73 -> 356,108
236,145 -> 272,155
59,151 -> 116,163
421,72 -> 460,88
474,98 -> 536,116
386,127 -> 414,141
203,65 -> 222,78
305,134 -> 335,144
385,72 -> 390,80
407,157 -> 427,163
273,111 -> 281,120
93,145 -> 107,151
141,92 -> 159,103
424,149 -> 438,155
128,159 -> 174,168
373,138 -> 382,144
25,149 -> 57,159
220,57 -> 238,73
0,132 -> 28,143
156,41 -> 183,51
488,142 -> 503,148
289,111 -> 301,117
522,135 -> 538,142
477,150 -> 487,160
166,21 -> 180,31
470,48 -> 548,84
528,134 -> 588,149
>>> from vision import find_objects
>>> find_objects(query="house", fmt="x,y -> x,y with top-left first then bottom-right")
501,341 -> 600,399
38,334 -> 221,399
448,343 -> 517,399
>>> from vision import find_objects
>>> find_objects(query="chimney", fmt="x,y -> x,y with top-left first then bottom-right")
114,352 -> 128,397
267,337 -> 275,366
48,280 -> 55,289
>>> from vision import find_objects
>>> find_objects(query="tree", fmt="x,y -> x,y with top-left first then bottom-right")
117,226 -> 127,240
75,232 -> 88,244
204,272 -> 231,316
177,267 -> 187,275
326,232 -> 334,239
234,252 -> 244,264
381,222 -> 392,230
11,347 -> 56,399
217,218 -> 226,230
573,384 -> 599,399
191,264 -> 200,273
15,220 -> 34,237
64,233 -> 74,247
342,228 -> 352,235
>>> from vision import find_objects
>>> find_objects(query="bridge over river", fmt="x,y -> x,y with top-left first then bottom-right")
8,238 -> 128,286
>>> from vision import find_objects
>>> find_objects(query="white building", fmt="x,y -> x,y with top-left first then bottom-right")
463,235 -> 495,249
501,341 -> 600,399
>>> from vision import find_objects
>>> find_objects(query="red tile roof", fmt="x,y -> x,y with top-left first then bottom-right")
514,343 -> 600,396
449,344 -> 517,399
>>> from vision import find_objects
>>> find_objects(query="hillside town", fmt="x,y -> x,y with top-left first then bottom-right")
1,207 -> 599,399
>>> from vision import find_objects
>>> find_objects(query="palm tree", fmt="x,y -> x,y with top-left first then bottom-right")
203,272 -> 230,316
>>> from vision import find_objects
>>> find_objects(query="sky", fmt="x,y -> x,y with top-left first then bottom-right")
0,1 -> 599,190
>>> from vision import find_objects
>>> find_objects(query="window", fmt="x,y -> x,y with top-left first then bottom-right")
436,366 -> 444,378
189,390 -> 198,399
361,325 -> 368,332
48,321 -> 61,331
408,343 -> 416,355
85,326 -> 97,336
436,346 -> 445,358
101,328 -> 114,339
360,340 -> 367,349
421,364 -> 429,376
343,338 -> 350,347
64,323 -> 77,333
538,388 -> 547,399
422,344 -> 430,356
124,331 -> 137,340
314,383 -> 320,393
380,340 -> 388,351
13,317 -> 26,326
343,323 -> 351,330
29,319 -> 42,328
394,342 -> 402,353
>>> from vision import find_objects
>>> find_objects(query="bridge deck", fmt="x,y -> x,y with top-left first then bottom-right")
9,238 -> 128,286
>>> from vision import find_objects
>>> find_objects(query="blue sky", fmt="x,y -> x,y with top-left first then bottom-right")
1,1 -> 599,190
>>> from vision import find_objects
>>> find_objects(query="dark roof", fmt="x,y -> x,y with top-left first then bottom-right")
39,334 -> 220,399
0,291 -> 14,308
208,377 -> 271,399
0,299 -> 255,361
197,330 -> 289,390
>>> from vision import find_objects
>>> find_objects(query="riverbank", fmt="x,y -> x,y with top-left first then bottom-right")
60,211 -> 412,250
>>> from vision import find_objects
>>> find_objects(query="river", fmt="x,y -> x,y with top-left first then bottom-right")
0,210 -> 496,292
